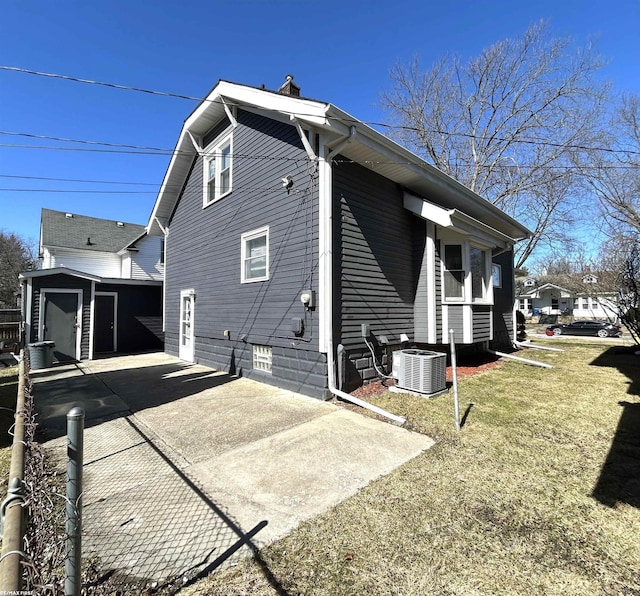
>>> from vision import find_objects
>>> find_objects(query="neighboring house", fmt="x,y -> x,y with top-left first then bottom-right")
20,209 -> 164,362
516,274 -> 618,320
147,77 -> 530,398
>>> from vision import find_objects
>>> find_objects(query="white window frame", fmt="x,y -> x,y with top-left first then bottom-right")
203,133 -> 233,207
492,263 -> 502,288
442,242 -> 465,302
241,226 -> 269,283
469,244 -> 490,303
252,344 -> 272,373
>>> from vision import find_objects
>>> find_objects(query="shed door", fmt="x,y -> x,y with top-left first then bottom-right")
43,292 -> 80,361
94,293 -> 116,353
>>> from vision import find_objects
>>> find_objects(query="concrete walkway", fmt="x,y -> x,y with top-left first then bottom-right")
30,353 -> 433,590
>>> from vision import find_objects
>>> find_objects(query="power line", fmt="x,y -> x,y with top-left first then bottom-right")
3,64 -> 639,157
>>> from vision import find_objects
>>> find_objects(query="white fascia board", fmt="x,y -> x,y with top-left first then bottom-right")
19,267 -> 101,282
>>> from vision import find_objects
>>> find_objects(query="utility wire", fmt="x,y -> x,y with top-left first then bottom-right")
2,64 -> 639,157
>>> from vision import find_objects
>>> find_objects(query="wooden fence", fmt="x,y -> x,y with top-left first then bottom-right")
0,309 -> 21,344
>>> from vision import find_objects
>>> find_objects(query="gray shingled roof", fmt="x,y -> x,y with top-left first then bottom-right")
41,209 -> 146,253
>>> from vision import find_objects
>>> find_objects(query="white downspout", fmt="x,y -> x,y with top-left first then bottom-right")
320,125 -> 406,426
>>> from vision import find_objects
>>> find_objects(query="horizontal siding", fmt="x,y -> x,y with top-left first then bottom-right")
131,235 -> 164,281
492,250 -> 515,349
472,305 -> 491,342
165,109 -> 321,396
333,160 -> 418,391
447,305 -> 465,339
30,274 -> 91,359
50,248 -> 121,278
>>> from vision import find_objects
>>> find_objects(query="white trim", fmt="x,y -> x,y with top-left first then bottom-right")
241,226 -> 269,283
203,132 -> 233,207
89,281 -> 95,359
95,291 -> 118,354
426,222 -> 437,344
25,279 -> 32,344
220,97 -> 238,128
463,304 -> 472,343
442,304 -> 449,343
291,117 -> 317,161
179,289 -> 195,362
318,136 -> 331,354
39,288 -> 83,360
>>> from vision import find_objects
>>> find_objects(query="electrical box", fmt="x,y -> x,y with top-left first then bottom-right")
291,317 -> 304,336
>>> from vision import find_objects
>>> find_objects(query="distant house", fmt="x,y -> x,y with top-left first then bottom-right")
516,274 -> 618,320
20,209 -> 164,362
147,77 -> 530,398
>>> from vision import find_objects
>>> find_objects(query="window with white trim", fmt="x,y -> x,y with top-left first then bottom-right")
253,345 -> 272,373
203,133 -> 233,206
492,263 -> 502,288
443,244 -> 464,301
470,246 -> 488,301
241,226 -> 269,283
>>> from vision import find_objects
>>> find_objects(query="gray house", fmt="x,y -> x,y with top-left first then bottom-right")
147,77 -> 529,398
20,209 -> 164,362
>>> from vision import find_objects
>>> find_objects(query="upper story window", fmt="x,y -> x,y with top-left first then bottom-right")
241,226 -> 269,283
203,133 -> 233,206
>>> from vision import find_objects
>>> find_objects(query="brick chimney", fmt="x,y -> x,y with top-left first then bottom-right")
278,74 -> 300,97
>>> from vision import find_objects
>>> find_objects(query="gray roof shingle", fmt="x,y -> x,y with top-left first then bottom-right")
41,209 -> 146,253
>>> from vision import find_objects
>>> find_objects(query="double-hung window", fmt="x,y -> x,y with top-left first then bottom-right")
241,226 -> 269,283
443,244 -> 465,301
204,134 -> 232,206
470,246 -> 488,301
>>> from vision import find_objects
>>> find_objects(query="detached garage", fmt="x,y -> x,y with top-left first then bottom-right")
20,269 -> 162,362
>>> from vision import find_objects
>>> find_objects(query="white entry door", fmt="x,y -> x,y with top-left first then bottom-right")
179,289 -> 195,362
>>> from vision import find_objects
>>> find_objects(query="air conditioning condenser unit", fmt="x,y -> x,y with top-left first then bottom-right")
392,349 -> 447,395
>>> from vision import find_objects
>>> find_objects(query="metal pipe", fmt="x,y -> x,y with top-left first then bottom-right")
487,348 -> 552,369
514,341 -> 564,353
65,407 -> 84,596
0,355 -> 27,591
449,330 -> 460,431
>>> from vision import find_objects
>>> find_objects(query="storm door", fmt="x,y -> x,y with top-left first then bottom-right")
179,290 -> 195,362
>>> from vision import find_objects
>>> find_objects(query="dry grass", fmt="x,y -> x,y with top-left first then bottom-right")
188,341 -> 640,595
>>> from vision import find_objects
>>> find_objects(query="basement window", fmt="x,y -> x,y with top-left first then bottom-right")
253,345 -> 272,373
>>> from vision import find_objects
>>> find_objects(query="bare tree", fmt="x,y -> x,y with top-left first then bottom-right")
0,231 -> 37,307
382,21 -> 608,269
581,94 -> 640,236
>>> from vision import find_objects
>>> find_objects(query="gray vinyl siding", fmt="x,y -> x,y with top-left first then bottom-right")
435,245 -> 443,339
333,160 -> 418,390
472,305 -> 491,341
30,274 -> 91,359
491,250 -> 515,349
96,283 -> 163,352
165,109 -> 325,397
447,305 -> 465,340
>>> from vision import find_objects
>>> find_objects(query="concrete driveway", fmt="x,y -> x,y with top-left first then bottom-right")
31,353 -> 433,590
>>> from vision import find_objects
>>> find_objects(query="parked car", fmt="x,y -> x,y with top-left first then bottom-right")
545,320 -> 622,338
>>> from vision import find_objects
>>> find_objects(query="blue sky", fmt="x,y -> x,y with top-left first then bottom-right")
1,0 -> 639,250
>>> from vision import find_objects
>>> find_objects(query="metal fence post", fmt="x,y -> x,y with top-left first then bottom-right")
449,330 -> 460,431
65,407 -> 84,596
